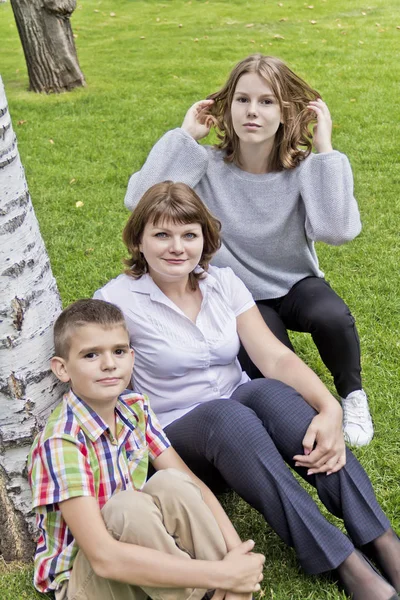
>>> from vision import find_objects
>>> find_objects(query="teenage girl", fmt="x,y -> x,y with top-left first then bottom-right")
124,54 -> 373,447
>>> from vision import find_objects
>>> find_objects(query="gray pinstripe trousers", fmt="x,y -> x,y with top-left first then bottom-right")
165,378 -> 390,575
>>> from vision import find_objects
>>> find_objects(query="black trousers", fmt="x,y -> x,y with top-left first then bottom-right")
238,276 -> 362,398
165,379 -> 389,575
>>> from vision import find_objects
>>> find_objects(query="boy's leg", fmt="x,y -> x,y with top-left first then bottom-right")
63,470 -> 226,600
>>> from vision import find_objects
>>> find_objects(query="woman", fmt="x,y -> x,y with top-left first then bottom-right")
95,181 -> 399,600
123,54 -> 373,447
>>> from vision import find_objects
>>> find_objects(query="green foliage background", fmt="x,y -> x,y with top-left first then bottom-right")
0,0 -> 399,598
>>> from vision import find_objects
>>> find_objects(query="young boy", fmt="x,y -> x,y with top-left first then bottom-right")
28,299 -> 264,600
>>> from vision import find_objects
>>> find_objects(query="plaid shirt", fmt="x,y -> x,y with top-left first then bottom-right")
28,389 -> 170,593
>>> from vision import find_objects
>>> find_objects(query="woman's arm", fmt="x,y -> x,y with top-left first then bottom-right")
237,306 -> 346,475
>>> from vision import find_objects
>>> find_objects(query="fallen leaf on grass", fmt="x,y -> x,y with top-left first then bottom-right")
75,201 -> 84,208
274,34 -> 285,39
140,36 -> 145,39
309,20 -> 317,24
359,40 -> 364,44
307,5 -> 314,8
94,9 -> 99,13
397,25 -> 400,29
69,178 -> 76,185
49,139 -> 54,144
246,23 -> 254,28
350,98 -> 356,102
73,34 -> 78,38
194,38 -> 199,42
279,17 -> 288,21
110,12 -> 116,17
250,39 -> 255,43
17,120 -> 27,126
84,248 -> 94,255
361,11 -> 366,15
278,2 -> 283,6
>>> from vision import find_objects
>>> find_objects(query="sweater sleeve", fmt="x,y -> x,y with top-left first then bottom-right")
299,150 -> 362,245
124,128 -> 209,210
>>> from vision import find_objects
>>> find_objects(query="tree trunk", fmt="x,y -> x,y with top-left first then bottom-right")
0,76 -> 64,560
9,0 -> 85,93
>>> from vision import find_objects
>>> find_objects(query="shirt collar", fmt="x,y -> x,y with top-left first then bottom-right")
64,389 -> 140,443
126,269 -> 218,300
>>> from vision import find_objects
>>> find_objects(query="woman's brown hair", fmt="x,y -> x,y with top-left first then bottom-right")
206,54 -> 320,171
123,181 -> 221,290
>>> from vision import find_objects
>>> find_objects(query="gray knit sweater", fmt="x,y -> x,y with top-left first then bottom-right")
125,128 -> 361,300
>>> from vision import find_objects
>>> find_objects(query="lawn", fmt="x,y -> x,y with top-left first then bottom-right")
1,0 -> 399,598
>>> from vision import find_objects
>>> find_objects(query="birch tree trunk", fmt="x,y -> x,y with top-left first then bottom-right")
9,0 -> 85,93
0,76 -> 64,560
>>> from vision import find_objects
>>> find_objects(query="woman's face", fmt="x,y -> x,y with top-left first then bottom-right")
139,219 -> 204,284
230,72 -> 282,149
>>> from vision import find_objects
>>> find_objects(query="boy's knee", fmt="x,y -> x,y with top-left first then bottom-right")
145,468 -> 202,504
101,489 -> 156,536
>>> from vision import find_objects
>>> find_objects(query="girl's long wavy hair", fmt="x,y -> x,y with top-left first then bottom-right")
206,54 -> 320,171
123,181 -> 221,291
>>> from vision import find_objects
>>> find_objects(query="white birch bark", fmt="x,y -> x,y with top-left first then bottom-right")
0,76 -> 64,560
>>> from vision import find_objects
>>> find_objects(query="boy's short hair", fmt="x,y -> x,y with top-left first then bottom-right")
54,299 -> 128,358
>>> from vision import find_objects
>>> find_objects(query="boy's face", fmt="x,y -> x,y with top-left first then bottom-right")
51,323 -> 134,408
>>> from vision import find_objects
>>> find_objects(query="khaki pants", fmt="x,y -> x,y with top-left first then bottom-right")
56,469 -> 227,600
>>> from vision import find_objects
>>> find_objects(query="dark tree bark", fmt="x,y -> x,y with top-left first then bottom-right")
10,0 -> 86,93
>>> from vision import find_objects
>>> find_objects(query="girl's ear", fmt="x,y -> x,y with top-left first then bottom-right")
51,356 -> 71,383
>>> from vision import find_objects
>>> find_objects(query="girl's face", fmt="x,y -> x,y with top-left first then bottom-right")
231,72 -> 282,150
139,219 -> 204,285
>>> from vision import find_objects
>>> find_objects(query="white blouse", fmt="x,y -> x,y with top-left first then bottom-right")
94,266 -> 255,427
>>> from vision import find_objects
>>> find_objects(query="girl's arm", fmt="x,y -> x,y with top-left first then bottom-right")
299,99 -> 362,245
237,306 -> 346,476
124,103 -> 213,211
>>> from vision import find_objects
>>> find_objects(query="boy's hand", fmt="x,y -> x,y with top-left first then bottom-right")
307,98 -> 333,154
220,540 -> 265,593
181,100 -> 215,140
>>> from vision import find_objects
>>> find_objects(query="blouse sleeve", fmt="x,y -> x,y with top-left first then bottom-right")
124,128 -> 209,211
299,151 -> 362,245
213,267 -> 255,317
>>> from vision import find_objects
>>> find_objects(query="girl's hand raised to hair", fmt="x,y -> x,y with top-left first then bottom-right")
308,98 -> 333,154
181,99 -> 215,141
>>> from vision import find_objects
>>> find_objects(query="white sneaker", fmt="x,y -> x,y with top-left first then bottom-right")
341,389 -> 374,447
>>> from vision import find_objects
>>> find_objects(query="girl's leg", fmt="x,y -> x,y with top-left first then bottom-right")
278,276 -> 361,398
231,379 -> 390,547
166,395 -> 354,575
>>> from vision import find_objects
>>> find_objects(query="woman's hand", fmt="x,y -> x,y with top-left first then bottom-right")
181,99 -> 215,141
308,98 -> 333,153
293,407 -> 346,476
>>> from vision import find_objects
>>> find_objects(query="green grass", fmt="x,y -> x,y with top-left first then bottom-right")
1,0 -> 400,598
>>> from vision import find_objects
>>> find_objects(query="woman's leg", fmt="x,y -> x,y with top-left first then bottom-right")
231,379 -> 390,548
166,394 -> 354,575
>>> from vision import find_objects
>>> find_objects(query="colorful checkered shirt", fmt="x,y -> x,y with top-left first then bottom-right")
28,389 -> 170,593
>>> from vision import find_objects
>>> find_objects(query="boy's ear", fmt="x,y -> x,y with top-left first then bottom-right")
51,356 -> 71,383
